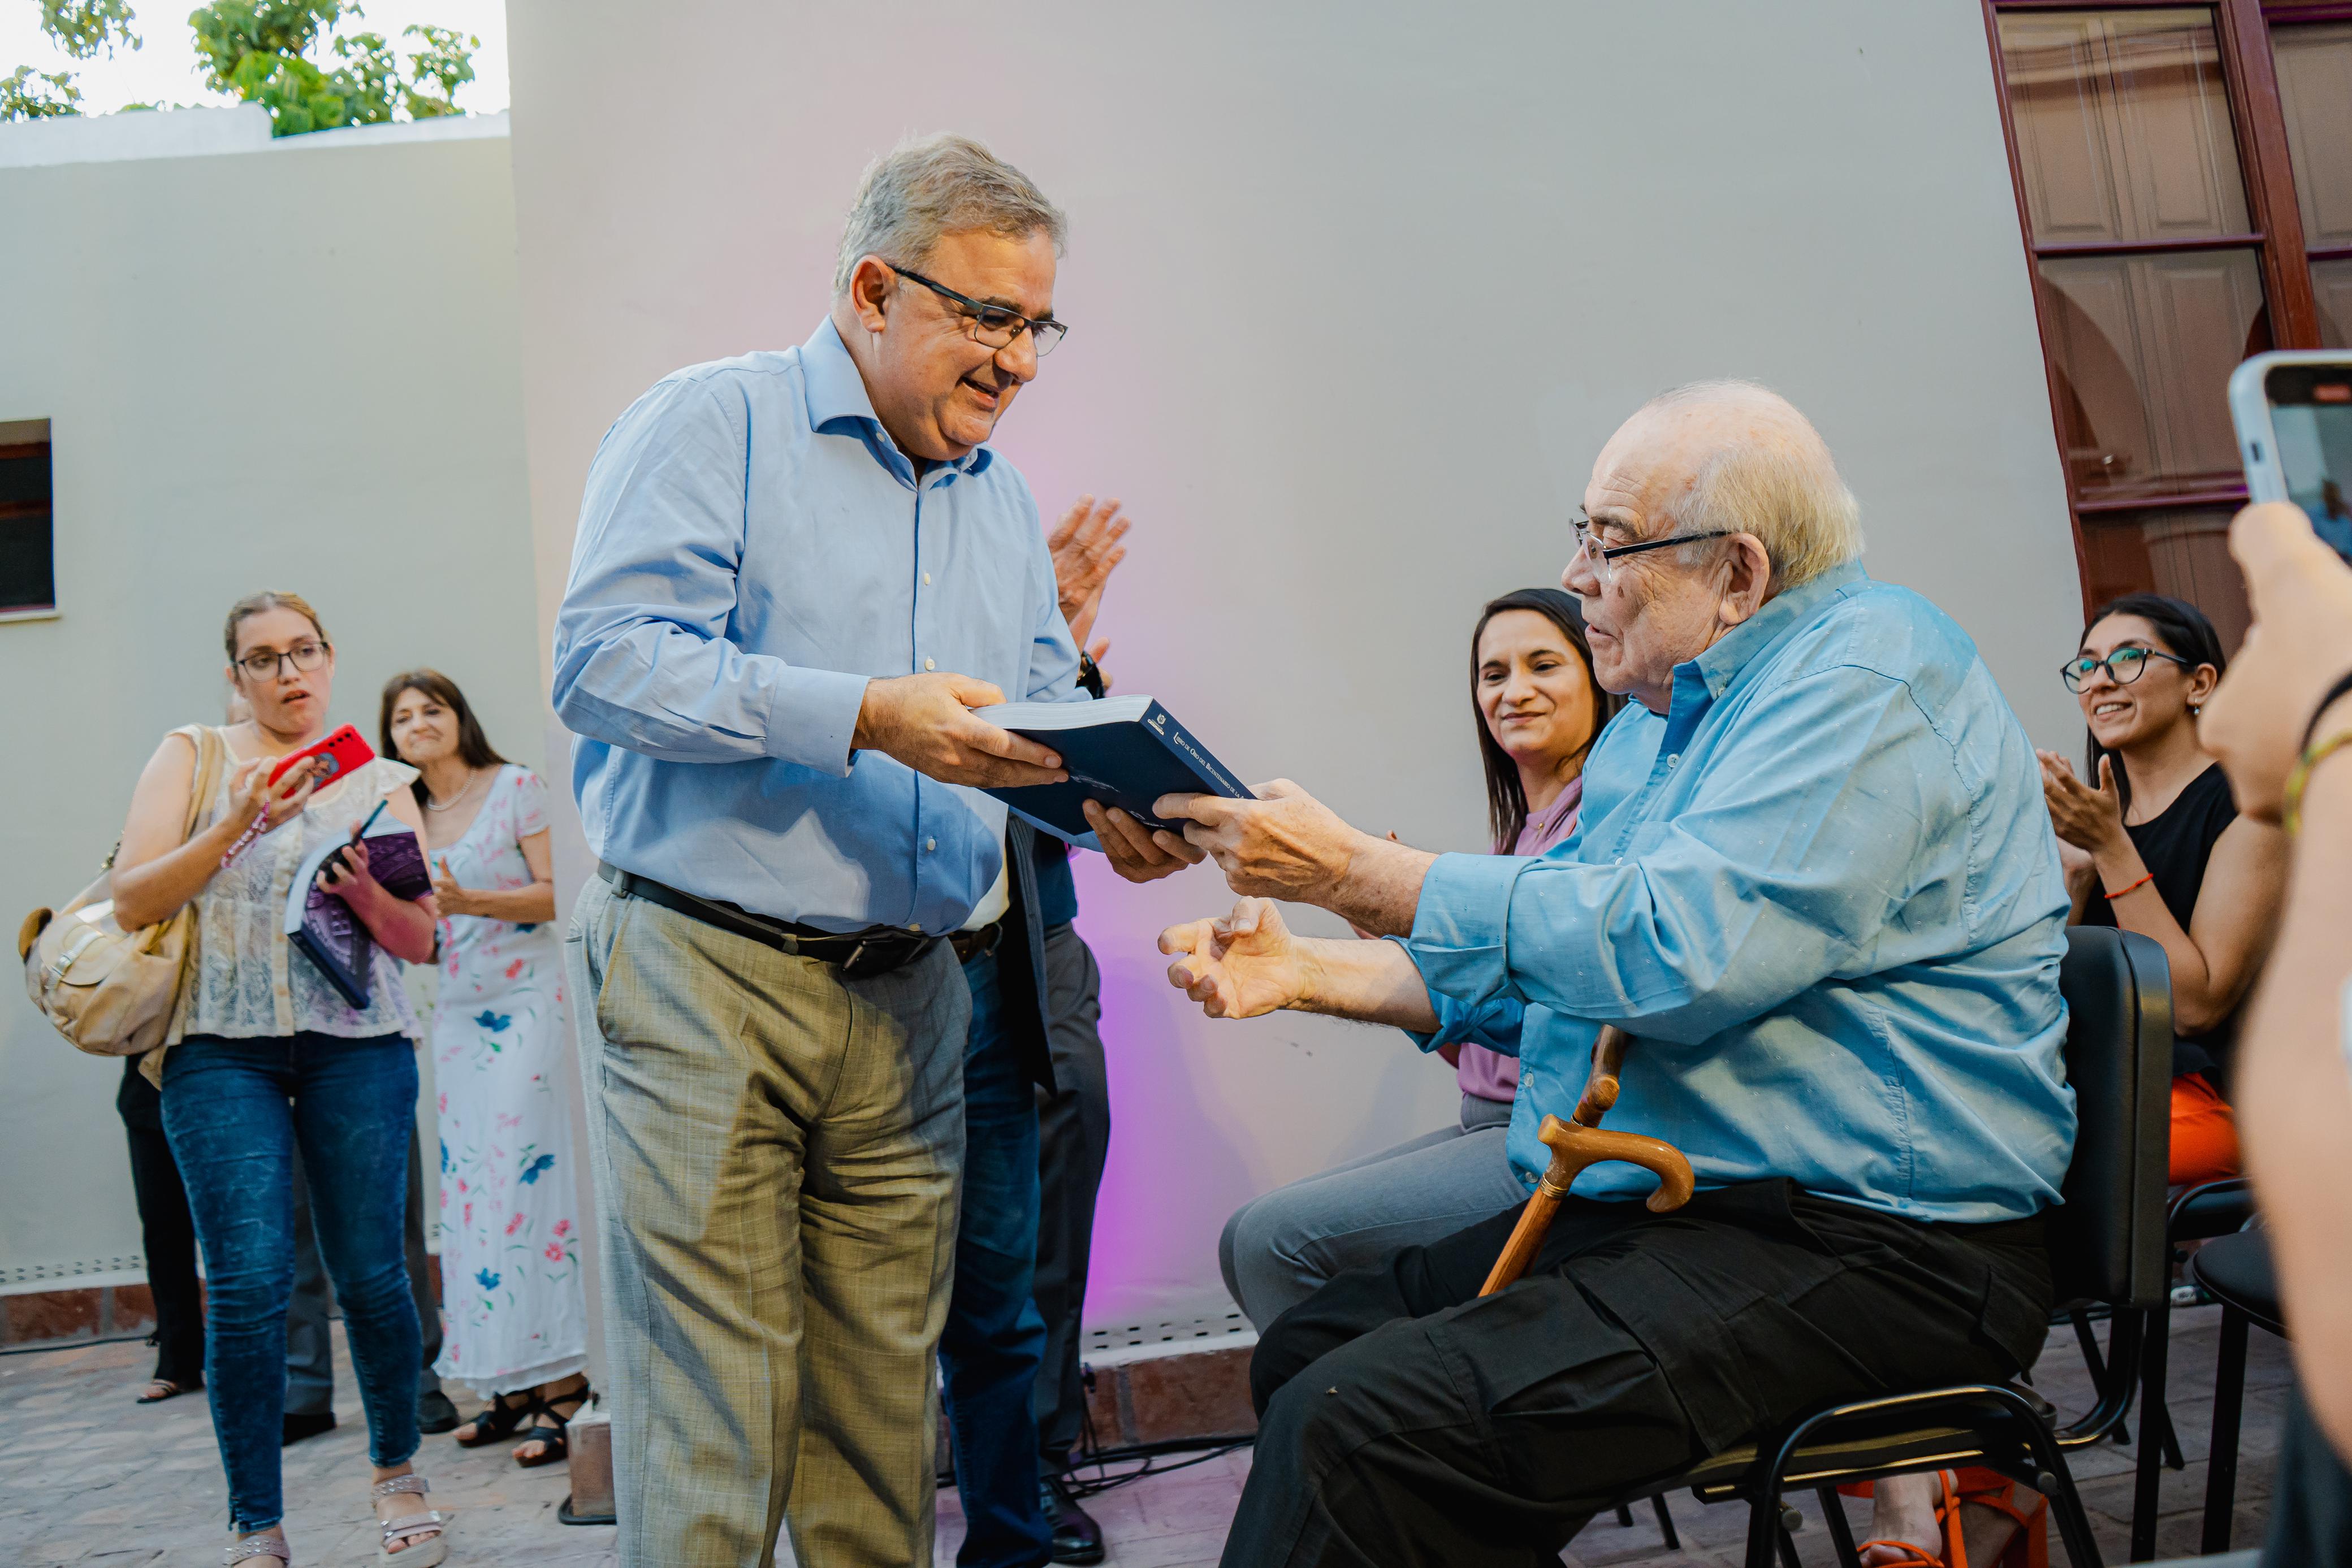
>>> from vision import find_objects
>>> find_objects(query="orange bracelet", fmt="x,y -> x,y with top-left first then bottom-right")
2102,870 -> 2155,900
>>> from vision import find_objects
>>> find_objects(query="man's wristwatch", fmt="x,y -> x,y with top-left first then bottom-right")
1077,650 -> 1106,699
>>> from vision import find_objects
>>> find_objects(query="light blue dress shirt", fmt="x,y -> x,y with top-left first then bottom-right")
1403,563 -> 2077,1223
551,318 -> 1083,933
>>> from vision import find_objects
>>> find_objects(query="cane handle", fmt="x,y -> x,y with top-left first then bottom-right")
1477,1112 -> 1697,1297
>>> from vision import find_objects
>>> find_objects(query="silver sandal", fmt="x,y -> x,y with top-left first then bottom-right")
370,1473 -> 449,1567
223,1535 -> 289,1565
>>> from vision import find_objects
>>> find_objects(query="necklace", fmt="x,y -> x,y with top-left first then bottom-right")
425,768 -> 488,813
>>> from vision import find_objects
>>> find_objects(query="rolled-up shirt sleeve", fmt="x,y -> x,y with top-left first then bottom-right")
552,376 -> 870,774
1403,666 -> 1934,1048
1393,943 -> 1527,1056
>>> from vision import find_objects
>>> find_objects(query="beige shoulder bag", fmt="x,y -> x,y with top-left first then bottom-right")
18,725 -> 228,1056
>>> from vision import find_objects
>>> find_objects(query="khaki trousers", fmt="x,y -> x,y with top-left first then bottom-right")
566,876 -> 969,1568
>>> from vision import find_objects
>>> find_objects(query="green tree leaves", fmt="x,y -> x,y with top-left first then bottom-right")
189,3 -> 481,135
2,1 -> 479,133
0,64 -> 84,118
41,1 -> 142,60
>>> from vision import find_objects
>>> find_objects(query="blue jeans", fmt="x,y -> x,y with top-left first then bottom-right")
940,951 -> 1053,1568
161,1033 -> 423,1533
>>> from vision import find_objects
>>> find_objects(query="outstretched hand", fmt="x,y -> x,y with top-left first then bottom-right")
1160,898 -> 1314,1019
1156,779 -> 1363,904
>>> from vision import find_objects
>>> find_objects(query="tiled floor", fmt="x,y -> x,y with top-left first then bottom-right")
0,1303 -> 2287,1566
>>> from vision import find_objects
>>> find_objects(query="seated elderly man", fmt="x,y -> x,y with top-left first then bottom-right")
1095,382 -> 2078,1568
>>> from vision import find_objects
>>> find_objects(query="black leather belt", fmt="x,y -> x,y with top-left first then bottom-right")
948,920 -> 1004,963
598,862 -> 937,978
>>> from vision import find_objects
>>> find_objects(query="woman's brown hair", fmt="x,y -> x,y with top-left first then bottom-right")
379,669 -> 509,807
223,591 -> 330,663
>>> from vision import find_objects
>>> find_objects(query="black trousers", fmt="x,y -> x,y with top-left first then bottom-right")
1032,922 -> 1112,1471
120,1059 -> 207,1387
1224,1180 -> 2053,1568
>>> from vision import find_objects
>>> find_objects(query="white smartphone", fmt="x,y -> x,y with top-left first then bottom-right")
2228,352 -> 2352,562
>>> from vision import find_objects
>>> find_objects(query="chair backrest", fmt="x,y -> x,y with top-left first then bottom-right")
2048,926 -> 2174,1309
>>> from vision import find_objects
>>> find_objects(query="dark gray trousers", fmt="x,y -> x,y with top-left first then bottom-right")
1032,921 -> 1112,1471
286,1125 -> 442,1413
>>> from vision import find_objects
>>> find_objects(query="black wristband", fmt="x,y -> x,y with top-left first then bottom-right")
2301,668 -> 2352,754
1076,651 -> 1106,700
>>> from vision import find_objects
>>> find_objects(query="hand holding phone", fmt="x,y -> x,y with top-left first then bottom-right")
2230,352 -> 2352,563
268,724 -> 374,789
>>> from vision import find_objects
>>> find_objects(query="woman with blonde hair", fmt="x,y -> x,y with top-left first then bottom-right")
111,591 -> 451,1566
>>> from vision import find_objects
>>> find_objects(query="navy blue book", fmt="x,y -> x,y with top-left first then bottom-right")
282,816 -> 433,1009
975,694 -> 1254,851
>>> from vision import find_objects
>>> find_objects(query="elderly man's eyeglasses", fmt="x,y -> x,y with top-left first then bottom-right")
2059,646 -> 2193,692
890,265 -> 1067,357
236,640 -> 329,679
1571,518 -> 1735,584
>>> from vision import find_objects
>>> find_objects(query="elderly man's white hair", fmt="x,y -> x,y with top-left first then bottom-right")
1645,380 -> 1864,590
833,133 -> 1067,297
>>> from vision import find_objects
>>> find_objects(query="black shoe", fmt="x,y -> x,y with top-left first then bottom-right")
1039,1472 -> 1105,1566
281,1410 -> 336,1446
416,1389 -> 460,1434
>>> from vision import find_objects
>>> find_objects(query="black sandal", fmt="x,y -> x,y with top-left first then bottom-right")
136,1375 -> 198,1404
453,1389 -> 533,1447
513,1381 -> 592,1470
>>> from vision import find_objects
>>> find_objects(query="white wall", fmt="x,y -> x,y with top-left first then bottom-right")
0,123 -> 540,1288
505,0 -> 2085,1327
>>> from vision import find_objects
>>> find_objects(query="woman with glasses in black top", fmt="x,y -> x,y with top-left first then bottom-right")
2039,593 -> 2287,1186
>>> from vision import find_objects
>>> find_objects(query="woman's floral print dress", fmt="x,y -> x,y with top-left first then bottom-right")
429,765 -> 586,1394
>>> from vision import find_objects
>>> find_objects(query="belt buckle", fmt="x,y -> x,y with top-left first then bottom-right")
838,939 -> 879,978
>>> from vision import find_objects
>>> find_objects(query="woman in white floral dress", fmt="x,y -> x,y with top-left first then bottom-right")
381,670 -> 588,1467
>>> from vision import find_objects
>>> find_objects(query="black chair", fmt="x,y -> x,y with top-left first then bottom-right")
2183,1229 -> 2284,1555
2103,1177 -> 2257,1557
1597,926 -> 2174,1568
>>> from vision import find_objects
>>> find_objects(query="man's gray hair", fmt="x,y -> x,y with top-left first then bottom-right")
833,133 -> 1066,296
1646,380 -> 1864,589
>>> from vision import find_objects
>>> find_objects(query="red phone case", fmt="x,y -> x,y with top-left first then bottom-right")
268,724 -> 374,787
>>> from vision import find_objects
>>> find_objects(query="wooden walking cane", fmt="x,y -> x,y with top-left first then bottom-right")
1477,1024 -> 1697,1296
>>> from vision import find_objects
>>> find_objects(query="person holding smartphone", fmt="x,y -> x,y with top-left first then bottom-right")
109,591 -> 451,1568
2198,500 -> 2352,1560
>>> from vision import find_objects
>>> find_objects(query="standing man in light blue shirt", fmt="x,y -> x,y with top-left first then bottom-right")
1125,384 -> 2078,1567
554,135 -> 1176,1568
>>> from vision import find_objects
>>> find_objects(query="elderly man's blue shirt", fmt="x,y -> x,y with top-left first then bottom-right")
551,318 -> 1082,932
1402,564 -> 2076,1223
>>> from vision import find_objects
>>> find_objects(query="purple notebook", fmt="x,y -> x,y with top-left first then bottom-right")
282,820 -> 432,1008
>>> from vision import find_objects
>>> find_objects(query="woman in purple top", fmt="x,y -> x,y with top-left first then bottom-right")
1218,588 -> 1621,1329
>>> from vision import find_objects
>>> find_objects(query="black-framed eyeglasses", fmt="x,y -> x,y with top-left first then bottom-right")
890,265 -> 1067,357
236,639 -> 329,679
1571,516 -> 1735,584
2059,646 -> 2193,692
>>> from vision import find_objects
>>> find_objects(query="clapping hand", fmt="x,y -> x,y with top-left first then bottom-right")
431,856 -> 481,919
1048,494 -> 1131,650
1160,898 -> 1313,1019
2038,750 -> 2127,855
